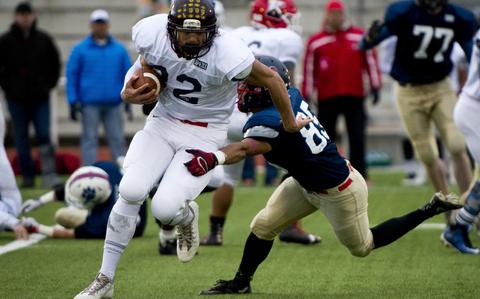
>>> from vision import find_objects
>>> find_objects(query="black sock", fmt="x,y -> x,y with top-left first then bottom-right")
371,209 -> 431,249
237,232 -> 274,279
210,215 -> 225,233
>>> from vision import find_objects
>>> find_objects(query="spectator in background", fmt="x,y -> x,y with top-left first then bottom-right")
0,2 -> 61,188
301,0 -> 382,179
66,9 -> 131,166
0,103 -> 28,239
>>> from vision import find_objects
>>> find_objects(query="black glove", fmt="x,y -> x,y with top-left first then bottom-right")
366,20 -> 383,42
69,102 -> 82,121
371,89 -> 380,105
124,103 -> 133,121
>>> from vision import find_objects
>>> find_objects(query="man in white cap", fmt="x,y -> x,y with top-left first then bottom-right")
66,9 -> 132,166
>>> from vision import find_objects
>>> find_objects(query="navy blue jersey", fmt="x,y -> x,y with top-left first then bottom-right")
243,88 -> 349,192
383,1 -> 477,84
74,161 -> 147,239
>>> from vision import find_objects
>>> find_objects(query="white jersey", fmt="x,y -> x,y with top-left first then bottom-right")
132,14 -> 255,124
462,31 -> 480,100
231,26 -> 303,65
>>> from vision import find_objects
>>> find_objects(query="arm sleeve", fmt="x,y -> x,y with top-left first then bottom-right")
243,126 -> 280,149
121,56 -> 142,93
363,48 -> 382,90
0,208 -> 19,231
66,46 -> 81,104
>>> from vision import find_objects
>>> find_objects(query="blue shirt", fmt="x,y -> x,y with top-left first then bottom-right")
243,87 -> 349,191
361,1 -> 478,84
66,35 -> 131,105
74,161 -> 147,239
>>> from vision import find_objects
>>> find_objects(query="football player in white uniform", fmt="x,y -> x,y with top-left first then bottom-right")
201,0 -> 321,246
74,1 -> 310,298
443,31 -> 480,254
0,104 -> 26,240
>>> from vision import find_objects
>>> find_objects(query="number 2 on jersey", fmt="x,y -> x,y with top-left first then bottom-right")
297,101 -> 329,154
413,25 -> 453,63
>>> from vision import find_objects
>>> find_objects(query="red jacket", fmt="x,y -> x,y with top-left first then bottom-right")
301,25 -> 381,101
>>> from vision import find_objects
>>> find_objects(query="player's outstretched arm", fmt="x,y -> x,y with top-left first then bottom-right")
245,61 -> 307,133
184,138 -> 272,176
21,190 -> 57,214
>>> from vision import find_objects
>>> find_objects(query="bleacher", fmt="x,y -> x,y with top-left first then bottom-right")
0,0 -> 478,165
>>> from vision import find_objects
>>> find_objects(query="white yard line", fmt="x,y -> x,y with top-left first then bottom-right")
415,223 -> 446,230
0,233 -> 46,256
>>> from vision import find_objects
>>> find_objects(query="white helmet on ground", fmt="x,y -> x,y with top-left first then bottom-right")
65,166 -> 112,210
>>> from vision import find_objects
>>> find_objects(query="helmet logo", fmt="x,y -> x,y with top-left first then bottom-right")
82,187 -> 97,204
183,19 -> 201,28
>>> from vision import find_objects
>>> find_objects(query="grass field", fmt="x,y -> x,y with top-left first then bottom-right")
0,171 -> 479,299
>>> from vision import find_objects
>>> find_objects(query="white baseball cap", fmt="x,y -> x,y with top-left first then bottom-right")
90,9 -> 109,23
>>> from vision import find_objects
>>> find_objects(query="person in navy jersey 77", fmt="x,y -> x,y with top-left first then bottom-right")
21,161 -> 147,239
360,0 -> 478,238
183,56 -> 463,295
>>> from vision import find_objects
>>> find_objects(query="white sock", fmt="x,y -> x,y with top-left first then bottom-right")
100,197 -> 142,280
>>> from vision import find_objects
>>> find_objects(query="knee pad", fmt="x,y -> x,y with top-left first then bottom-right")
54,207 -> 88,228
151,197 -> 191,226
349,243 -> 373,257
250,210 -> 278,241
444,131 -> 466,157
411,138 -> 437,166
119,173 -> 151,204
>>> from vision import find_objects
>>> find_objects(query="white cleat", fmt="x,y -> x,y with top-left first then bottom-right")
177,201 -> 199,262
74,273 -> 114,299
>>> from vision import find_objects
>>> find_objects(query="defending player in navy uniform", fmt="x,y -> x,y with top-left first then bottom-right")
360,0 -> 477,233
183,56 -> 463,295
21,161 -> 147,239
442,30 -> 480,254
75,0 -> 308,297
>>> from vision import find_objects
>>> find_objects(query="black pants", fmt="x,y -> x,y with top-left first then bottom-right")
316,96 -> 367,178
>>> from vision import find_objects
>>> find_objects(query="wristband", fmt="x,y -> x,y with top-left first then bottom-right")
213,151 -> 226,165
38,224 -> 54,237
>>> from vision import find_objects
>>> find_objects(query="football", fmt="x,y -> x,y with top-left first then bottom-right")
133,65 -> 165,96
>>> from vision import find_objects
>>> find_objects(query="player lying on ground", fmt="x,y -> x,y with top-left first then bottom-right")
21,161 -> 147,239
183,56 -> 463,295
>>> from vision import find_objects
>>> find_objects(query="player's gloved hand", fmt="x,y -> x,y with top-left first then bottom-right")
184,149 -> 218,176
20,217 -> 39,234
371,89 -> 380,105
124,103 -> 134,121
69,102 -> 82,121
21,198 -> 44,214
366,20 -> 383,42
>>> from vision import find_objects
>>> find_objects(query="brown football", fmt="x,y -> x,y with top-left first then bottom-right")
133,65 -> 165,96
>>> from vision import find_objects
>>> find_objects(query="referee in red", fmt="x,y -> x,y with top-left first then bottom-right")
301,0 -> 382,178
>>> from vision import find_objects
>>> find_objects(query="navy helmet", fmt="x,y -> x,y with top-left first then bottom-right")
167,0 -> 217,59
237,55 -> 290,113
417,0 -> 448,14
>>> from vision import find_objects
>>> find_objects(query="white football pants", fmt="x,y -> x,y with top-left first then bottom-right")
454,93 -> 480,164
120,109 -> 226,225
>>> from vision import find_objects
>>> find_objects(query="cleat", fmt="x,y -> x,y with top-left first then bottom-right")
279,223 -> 321,245
200,223 -> 223,246
421,192 -> 462,215
200,279 -> 251,295
440,225 -> 480,255
159,238 -> 177,255
177,201 -> 200,262
74,273 -> 114,299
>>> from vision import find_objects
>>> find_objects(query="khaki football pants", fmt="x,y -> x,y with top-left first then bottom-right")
251,165 -> 374,257
395,78 -> 466,166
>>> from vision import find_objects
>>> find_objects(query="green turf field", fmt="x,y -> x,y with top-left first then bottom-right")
0,171 -> 478,299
